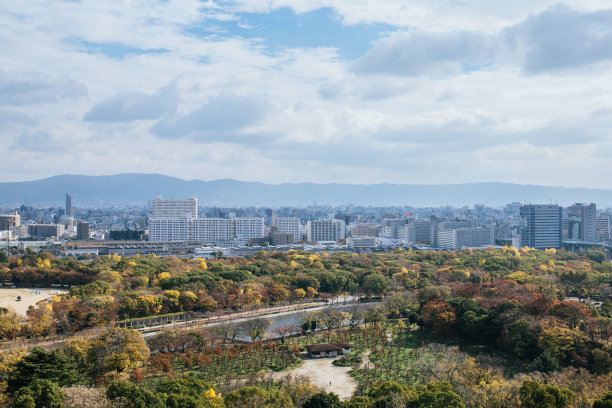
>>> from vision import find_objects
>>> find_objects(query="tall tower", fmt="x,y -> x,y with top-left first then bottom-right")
520,204 -> 562,249
65,194 -> 72,217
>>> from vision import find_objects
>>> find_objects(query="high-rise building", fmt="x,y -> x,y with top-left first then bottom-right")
77,221 -> 90,240
520,204 -> 562,249
65,194 -> 72,217
274,217 -> 300,244
567,203 -> 596,242
189,218 -> 233,243
152,196 -> 198,218
307,219 -> 345,242
408,220 -> 438,244
149,196 -> 198,241
233,218 -> 265,240
149,196 -> 265,244
435,229 -> 457,250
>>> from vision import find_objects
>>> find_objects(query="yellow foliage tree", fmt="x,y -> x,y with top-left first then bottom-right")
36,258 -> 51,269
306,287 -> 318,298
293,288 -> 306,300
0,349 -> 26,405
0,308 -> 21,340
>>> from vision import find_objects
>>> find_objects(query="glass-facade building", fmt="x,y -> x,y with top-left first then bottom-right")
520,204 -> 562,249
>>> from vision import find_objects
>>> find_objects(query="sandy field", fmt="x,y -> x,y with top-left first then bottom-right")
0,288 -> 68,316
272,355 -> 358,400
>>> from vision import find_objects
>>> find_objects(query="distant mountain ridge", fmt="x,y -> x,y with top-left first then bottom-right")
1,174 -> 612,207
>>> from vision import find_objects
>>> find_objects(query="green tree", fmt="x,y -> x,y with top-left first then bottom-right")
302,392 -> 343,408
407,382 -> 464,408
157,378 -> 220,408
519,380 -> 574,408
528,351 -> 560,373
225,386 -> 268,408
106,380 -> 165,408
361,274 -> 391,297
7,348 -> 83,394
593,392 -> 612,408
12,379 -> 64,408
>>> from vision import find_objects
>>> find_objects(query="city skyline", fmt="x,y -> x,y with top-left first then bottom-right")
2,2 -> 612,187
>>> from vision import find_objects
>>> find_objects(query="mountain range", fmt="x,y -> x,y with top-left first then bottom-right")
1,174 -> 612,208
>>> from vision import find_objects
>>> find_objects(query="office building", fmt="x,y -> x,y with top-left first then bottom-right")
77,221 -> 90,240
408,220 -> 438,244
567,203 -> 596,242
596,217 -> 610,241
383,219 -> 408,239
520,205 -> 562,249
456,228 -> 494,248
28,224 -> 65,238
0,213 -> 20,231
348,237 -> 377,250
271,231 -> 294,245
351,224 -> 381,237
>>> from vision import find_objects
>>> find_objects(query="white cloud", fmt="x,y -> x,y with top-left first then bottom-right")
1,0 -> 612,190
84,86 -> 177,122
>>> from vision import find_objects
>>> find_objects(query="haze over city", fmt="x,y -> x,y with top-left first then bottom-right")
2,1 -> 612,187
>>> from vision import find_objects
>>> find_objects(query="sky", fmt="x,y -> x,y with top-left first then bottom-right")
2,1 -> 612,188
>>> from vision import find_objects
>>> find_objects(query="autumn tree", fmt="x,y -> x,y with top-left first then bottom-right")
0,307 -> 21,340
88,327 -> 149,375
420,300 -> 457,338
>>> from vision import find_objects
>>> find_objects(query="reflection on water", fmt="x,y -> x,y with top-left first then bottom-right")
243,302 -> 376,342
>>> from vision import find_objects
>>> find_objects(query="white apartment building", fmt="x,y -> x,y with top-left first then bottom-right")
307,219 -> 346,242
234,218 -> 265,240
274,217 -> 300,244
152,196 -> 198,218
190,218 -> 233,243
435,227 -> 494,250
149,196 -> 265,244
435,229 -> 457,250
149,218 -> 190,242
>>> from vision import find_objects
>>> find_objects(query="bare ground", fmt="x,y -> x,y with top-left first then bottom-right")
271,354 -> 358,400
0,288 -> 67,316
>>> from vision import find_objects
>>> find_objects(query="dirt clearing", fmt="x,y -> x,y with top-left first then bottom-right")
0,288 -> 67,316
272,355 -> 357,400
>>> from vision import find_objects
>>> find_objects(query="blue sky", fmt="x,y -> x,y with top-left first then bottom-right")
186,7 -> 392,59
1,0 -> 612,188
